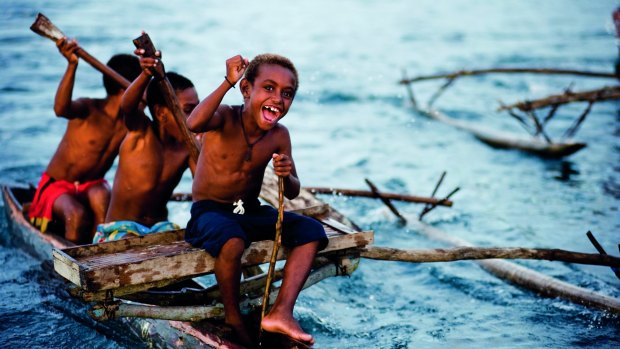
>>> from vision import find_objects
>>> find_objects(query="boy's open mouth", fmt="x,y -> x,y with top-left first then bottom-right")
261,105 -> 281,124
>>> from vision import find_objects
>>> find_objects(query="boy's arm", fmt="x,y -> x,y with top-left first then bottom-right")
53,37 -> 89,119
120,49 -> 157,131
272,127 -> 301,199
186,55 -> 249,132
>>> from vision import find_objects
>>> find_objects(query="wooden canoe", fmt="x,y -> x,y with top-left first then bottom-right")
415,106 -> 586,158
2,172 -> 374,348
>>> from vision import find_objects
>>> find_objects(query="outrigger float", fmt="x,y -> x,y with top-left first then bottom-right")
400,68 -> 619,158
4,12 -> 618,349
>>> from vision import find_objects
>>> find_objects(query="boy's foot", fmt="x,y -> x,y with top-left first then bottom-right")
228,322 -> 255,349
261,312 -> 314,345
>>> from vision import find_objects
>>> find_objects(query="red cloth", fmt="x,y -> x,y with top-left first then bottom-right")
28,172 -> 107,232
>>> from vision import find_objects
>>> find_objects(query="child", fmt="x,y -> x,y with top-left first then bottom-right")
93,47 -> 199,243
185,54 -> 327,347
28,37 -> 141,244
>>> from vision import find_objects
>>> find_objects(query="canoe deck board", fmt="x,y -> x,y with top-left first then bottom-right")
53,223 -> 373,294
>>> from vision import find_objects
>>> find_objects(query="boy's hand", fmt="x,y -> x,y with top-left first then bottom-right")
272,153 -> 292,177
134,48 -> 162,77
56,37 -> 79,65
225,55 -> 249,86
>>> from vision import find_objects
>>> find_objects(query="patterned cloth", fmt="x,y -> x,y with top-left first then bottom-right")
28,172 -> 107,232
93,220 -> 180,243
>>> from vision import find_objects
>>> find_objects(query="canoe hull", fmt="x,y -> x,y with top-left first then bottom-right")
417,107 -> 586,158
1,185 -> 221,348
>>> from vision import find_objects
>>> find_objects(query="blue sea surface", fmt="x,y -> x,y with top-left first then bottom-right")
1,0 -> 619,348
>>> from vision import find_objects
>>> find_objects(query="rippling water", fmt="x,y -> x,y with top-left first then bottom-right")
1,1 -> 619,348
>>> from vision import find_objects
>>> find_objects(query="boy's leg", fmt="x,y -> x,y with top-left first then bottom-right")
52,194 -> 92,244
85,182 -> 111,235
261,240 -> 319,344
215,237 -> 254,347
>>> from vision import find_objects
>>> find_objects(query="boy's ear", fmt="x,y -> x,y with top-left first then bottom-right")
240,79 -> 251,100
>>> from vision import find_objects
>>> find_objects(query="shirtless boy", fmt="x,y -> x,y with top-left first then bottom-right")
185,54 -> 327,347
92,49 -> 199,243
28,37 -> 140,244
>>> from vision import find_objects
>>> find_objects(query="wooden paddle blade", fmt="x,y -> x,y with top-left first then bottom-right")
132,32 -> 165,78
132,33 -> 157,58
30,13 -> 65,41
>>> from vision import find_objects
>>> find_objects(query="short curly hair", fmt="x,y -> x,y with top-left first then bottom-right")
243,53 -> 299,92
103,54 -> 141,95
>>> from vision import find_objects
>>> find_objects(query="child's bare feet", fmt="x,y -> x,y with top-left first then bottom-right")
261,311 -> 314,345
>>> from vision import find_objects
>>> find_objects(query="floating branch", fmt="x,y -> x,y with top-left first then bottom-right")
399,68 -> 617,84
365,178 -> 407,224
586,231 -> 620,279
360,246 -> 620,268
497,85 -> 620,112
305,187 -> 453,206
410,222 -> 620,314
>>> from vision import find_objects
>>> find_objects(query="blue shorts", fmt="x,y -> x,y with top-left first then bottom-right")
185,199 -> 328,257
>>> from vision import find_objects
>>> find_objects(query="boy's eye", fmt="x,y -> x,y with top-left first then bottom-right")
282,91 -> 293,99
264,86 -> 274,91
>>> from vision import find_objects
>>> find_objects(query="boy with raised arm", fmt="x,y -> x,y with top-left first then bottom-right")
92,47 -> 200,243
28,37 -> 140,244
185,54 -> 327,347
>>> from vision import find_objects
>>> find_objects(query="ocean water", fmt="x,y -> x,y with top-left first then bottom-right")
1,0 -> 619,348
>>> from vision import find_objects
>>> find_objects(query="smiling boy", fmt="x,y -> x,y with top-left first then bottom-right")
185,54 -> 327,347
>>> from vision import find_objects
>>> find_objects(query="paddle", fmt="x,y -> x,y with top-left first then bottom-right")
30,13 -> 131,90
259,176 -> 285,342
132,33 -> 200,169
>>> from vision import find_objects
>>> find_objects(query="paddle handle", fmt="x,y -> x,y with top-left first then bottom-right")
30,13 -> 132,91
132,33 -> 200,168
75,49 -> 131,89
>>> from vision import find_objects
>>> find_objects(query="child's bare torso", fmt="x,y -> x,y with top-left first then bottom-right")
106,123 -> 189,226
46,98 -> 126,182
192,106 -> 283,203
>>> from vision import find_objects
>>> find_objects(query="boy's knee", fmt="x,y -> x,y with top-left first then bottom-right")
219,237 -> 245,259
64,203 -> 88,225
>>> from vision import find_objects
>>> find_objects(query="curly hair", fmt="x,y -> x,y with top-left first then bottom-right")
103,54 -> 141,95
243,53 -> 299,92
146,72 -> 194,115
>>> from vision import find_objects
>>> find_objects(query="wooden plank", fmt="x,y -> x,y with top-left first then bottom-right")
54,228 -> 373,292
59,229 -> 185,258
52,249 -> 83,287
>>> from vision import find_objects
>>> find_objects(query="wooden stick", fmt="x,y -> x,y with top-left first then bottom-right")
365,179 -> 407,224
360,246 -> 620,267
418,187 -> 460,220
497,85 -> 620,112
133,33 -> 200,167
30,13 -> 131,91
260,176 -> 285,335
586,231 -> 620,279
399,68 -> 617,84
410,221 -> 620,314
304,187 -> 453,206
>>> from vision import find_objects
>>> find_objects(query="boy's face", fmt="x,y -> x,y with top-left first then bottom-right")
177,87 -> 200,117
156,87 -> 199,128
243,64 -> 296,131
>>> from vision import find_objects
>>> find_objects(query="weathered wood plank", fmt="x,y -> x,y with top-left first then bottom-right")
54,229 -> 373,292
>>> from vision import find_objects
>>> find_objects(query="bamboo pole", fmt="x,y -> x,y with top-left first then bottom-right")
360,246 -> 620,267
399,68 -> 617,84
409,221 -> 620,314
497,85 -> 620,112
305,187 -> 453,206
